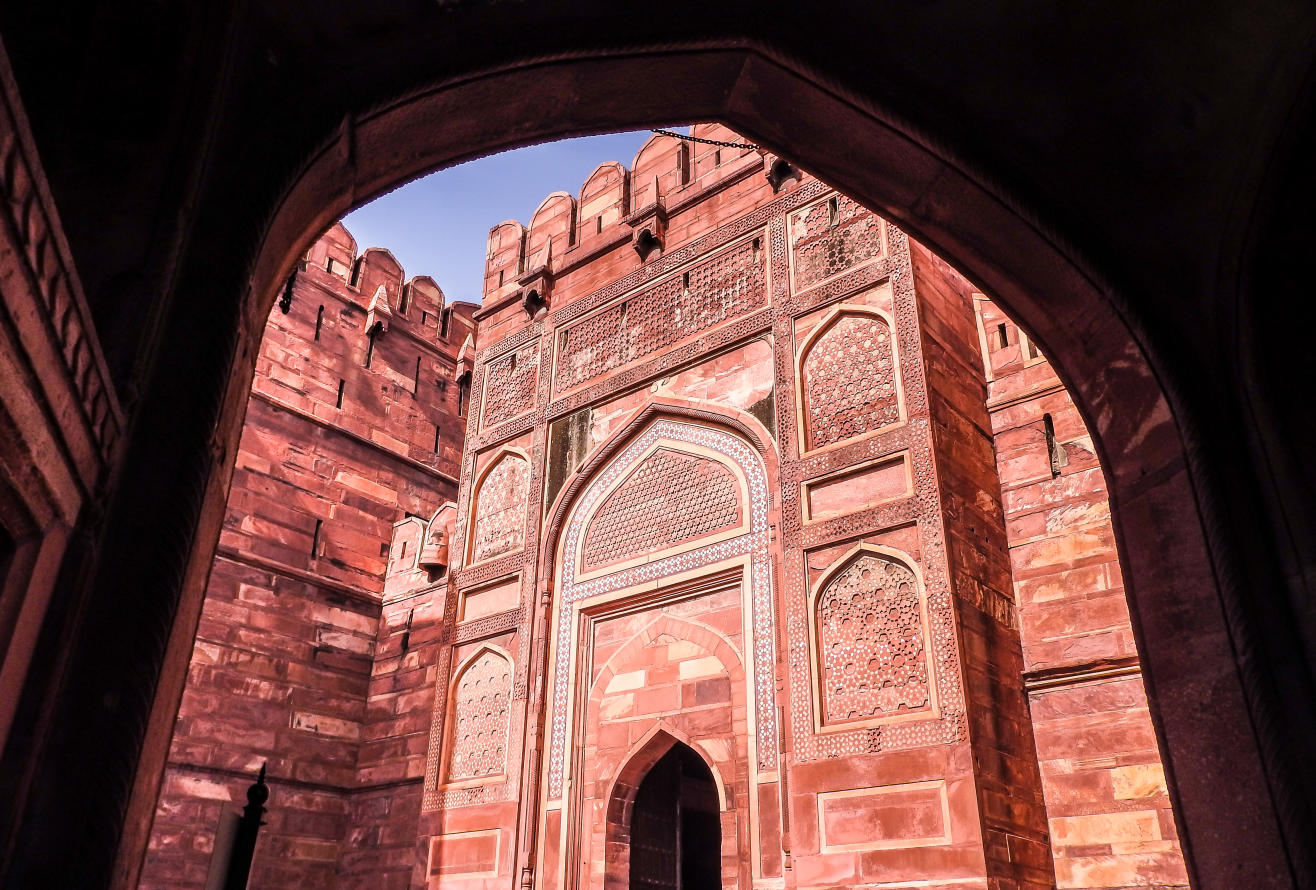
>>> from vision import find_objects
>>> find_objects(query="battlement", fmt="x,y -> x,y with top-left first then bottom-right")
482,124 -> 789,305
304,221 -> 478,347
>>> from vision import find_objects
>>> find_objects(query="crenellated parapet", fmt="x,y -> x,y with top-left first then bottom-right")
479,124 -> 786,314
302,221 -> 477,350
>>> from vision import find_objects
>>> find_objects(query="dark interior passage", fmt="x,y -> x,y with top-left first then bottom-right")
630,744 -> 721,890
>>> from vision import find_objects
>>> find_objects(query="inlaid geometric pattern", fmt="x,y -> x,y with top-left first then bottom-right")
482,343 -> 539,428
554,239 -> 766,392
581,448 -> 742,571
789,194 -> 886,290
816,553 -> 930,724
470,453 -> 530,563
548,420 -> 776,798
802,313 -> 900,450
444,649 -> 513,782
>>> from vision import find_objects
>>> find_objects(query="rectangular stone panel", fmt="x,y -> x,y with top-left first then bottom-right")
459,575 -> 521,622
427,829 -> 500,877
552,235 -> 766,395
817,780 -> 951,852
803,453 -> 911,522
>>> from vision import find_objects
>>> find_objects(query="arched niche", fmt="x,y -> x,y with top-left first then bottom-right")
466,448 -> 531,565
807,543 -> 936,732
797,305 -> 904,453
440,644 -> 514,787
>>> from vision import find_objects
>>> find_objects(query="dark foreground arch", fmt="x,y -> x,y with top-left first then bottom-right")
0,9 -> 1312,890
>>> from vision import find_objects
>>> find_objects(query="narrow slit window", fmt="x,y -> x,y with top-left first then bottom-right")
433,424 -> 441,454
399,283 -> 410,314
311,519 -> 323,557
336,379 -> 345,408
828,196 -> 839,227
498,269 -> 504,288
714,148 -> 722,166
414,356 -> 422,395
440,308 -> 451,339
996,323 -> 1009,349
1043,413 -> 1066,477
314,305 -> 324,341
458,376 -> 470,416
682,271 -> 690,296
350,258 -> 362,288
364,330 -> 377,368
595,215 -> 603,235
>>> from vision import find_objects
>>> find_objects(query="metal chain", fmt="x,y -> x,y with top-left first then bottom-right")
651,128 -> 759,150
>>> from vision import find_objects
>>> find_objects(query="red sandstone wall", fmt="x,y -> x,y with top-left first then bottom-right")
912,244 -> 1054,889
975,297 -> 1190,890
138,225 -> 469,889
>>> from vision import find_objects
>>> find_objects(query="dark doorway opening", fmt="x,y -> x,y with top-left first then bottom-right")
629,743 -> 721,890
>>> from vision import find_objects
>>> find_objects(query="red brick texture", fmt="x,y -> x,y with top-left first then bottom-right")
975,296 -> 1190,890
138,225 -> 472,890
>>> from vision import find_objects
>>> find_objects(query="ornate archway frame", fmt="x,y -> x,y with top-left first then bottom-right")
804,542 -> 938,736
792,303 -> 908,457
534,400 -> 780,890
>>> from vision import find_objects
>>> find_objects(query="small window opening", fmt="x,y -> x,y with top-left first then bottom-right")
399,283 -> 411,314
996,323 -> 1009,349
314,305 -> 324,341
349,257 -> 363,288
433,424 -> 441,454
414,356 -> 422,396
311,519 -> 323,557
714,148 -> 722,166
336,379 -> 345,409
364,329 -> 377,368
1023,335 -> 1041,361
440,308 -> 451,339
827,196 -> 839,227
682,271 -> 690,296
752,237 -> 762,264
595,215 -> 603,235
379,542 -> 388,557
1044,413 -> 1067,477
421,310 -> 429,326
400,540 -> 407,559
498,269 -> 504,288
325,257 -> 335,273
458,376 -> 470,416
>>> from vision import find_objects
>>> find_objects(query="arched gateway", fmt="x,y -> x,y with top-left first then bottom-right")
540,410 -> 772,890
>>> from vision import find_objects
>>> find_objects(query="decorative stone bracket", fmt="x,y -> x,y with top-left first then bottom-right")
516,265 -> 552,321
455,333 -> 475,382
624,201 -> 668,262
761,152 -> 800,193
366,283 -> 393,335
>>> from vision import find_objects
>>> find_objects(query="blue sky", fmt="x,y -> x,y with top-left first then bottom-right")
342,130 -> 655,305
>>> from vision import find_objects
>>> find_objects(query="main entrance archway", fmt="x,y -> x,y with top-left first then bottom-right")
629,744 -> 721,890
